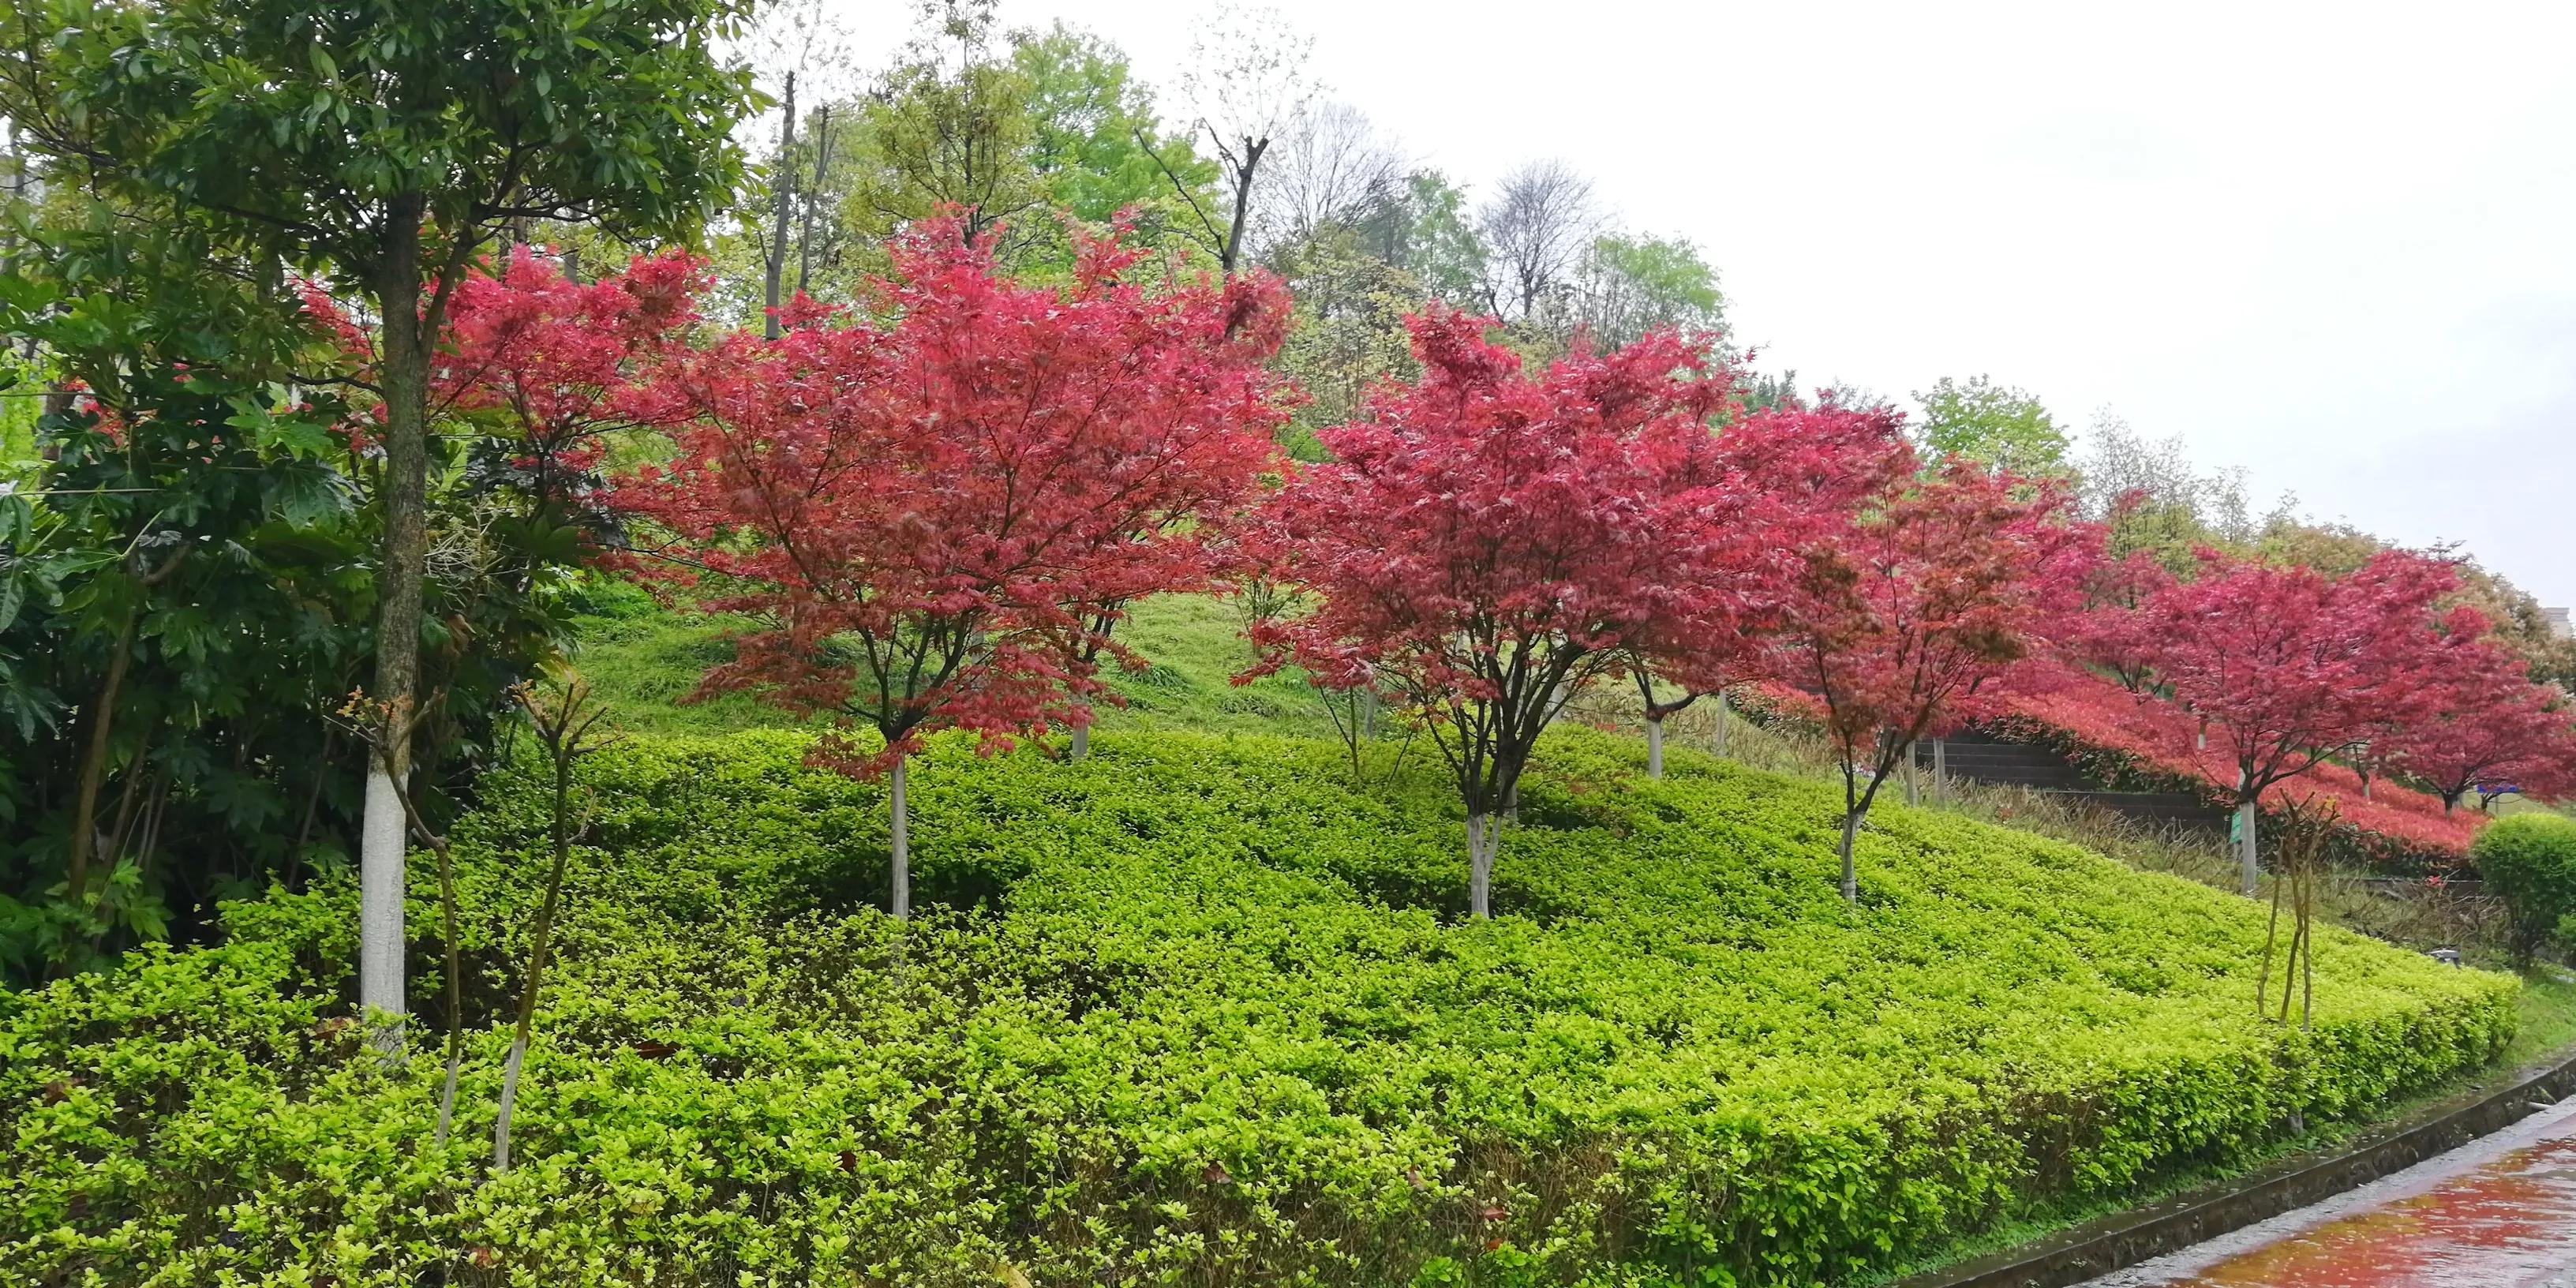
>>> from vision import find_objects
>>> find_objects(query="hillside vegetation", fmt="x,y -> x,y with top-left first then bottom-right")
0,723 -> 2514,1286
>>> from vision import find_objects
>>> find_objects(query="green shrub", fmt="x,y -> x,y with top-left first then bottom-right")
2474,812 -> 2576,960
0,727 -> 2517,1286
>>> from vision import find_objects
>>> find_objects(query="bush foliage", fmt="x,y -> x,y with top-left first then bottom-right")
2470,812 -> 2576,960
0,727 -> 2514,1286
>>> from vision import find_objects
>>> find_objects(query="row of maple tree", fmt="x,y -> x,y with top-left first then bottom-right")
376,219 -> 2574,918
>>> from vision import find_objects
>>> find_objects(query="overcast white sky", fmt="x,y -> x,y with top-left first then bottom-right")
825,0 -> 2576,606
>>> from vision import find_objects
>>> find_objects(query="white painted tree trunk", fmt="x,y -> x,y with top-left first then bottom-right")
492,1035 -> 528,1173
889,755 -> 911,920
1646,718 -> 1664,779
1466,813 -> 1496,919
1840,810 -> 1861,904
1070,722 -> 1090,761
1933,739 -> 1948,803
358,766 -> 408,1043
1903,743 -> 1919,807
2237,799 -> 2260,896
1713,693 -> 1731,757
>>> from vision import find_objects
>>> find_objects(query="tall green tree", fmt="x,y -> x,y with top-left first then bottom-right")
844,1 -> 1042,253
1014,21 -> 1222,271
1913,375 -> 2071,476
1350,170 -> 1486,307
1562,233 -> 1724,352
1269,226 -> 1422,460
0,0 -> 755,1029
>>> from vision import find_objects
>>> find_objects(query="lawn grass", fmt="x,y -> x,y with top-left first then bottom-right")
567,586 -> 1339,741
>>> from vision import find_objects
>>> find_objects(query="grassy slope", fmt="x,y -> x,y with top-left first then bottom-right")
571,587 -> 1339,740
554,591 -> 2575,1271
0,590 -> 2530,1285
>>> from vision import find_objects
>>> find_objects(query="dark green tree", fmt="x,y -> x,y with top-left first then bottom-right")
0,0 -> 756,1024
0,201 -> 372,979
1350,170 -> 1486,307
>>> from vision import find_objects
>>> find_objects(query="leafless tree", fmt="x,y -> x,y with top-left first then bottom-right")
1254,101 -> 1400,254
1477,159 -> 1598,324
2076,409 -> 2256,540
739,0 -> 859,338
1178,2 -> 1316,274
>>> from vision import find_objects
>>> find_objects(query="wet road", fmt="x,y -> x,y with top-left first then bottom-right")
2082,1099 -> 2576,1288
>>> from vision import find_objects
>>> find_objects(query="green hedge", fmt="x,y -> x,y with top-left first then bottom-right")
0,728 -> 2516,1286
2473,812 -> 2576,960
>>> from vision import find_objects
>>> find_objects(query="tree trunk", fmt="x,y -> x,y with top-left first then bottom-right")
2256,864 -> 2284,1016
64,611 -> 138,904
430,822 -> 462,1148
798,103 -> 833,298
1903,741 -> 1919,807
1933,738 -> 1947,804
1713,693 -> 1730,757
889,753 -> 910,920
495,747 -> 579,1174
2237,799 -> 2260,897
1218,135 -> 1267,275
1466,812 -> 1496,919
764,71 -> 798,341
2300,876 -> 2315,1031
1645,717 -> 1664,780
1839,808 -> 1861,905
1069,721 -> 1090,762
492,1035 -> 527,1173
361,204 -> 432,1043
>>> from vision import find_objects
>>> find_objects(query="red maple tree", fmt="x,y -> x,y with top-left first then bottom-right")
2386,619 -> 2576,813
1243,312 -> 1744,919
624,220 -> 1287,918
2065,550 -> 2177,695
1623,400 -> 1914,777
2130,549 -> 2461,890
436,246 -> 706,553
1769,458 -> 2099,903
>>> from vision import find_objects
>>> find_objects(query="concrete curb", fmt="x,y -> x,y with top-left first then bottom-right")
1895,1041 -> 2576,1288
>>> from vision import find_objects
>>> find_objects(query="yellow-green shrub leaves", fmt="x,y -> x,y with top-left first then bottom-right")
0,728 -> 2514,1286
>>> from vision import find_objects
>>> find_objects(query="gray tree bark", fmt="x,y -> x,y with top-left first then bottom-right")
763,71 -> 797,341
797,103 -> 832,298
1645,717 -> 1664,780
